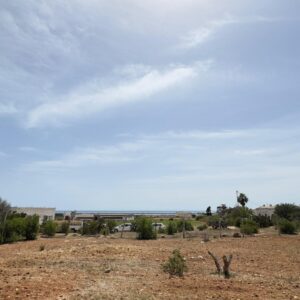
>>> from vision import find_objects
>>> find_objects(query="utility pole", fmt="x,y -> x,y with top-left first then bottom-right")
121,224 -> 124,238
182,216 -> 186,239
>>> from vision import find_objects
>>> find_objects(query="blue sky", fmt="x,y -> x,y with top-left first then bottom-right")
0,0 -> 300,210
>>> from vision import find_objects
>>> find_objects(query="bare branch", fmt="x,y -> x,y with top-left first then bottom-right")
208,251 -> 221,275
222,254 -> 233,279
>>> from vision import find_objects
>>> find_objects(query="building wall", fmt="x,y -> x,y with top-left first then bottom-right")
12,207 -> 56,224
253,206 -> 275,217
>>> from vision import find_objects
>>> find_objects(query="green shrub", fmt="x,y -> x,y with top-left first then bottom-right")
226,206 -> 253,227
61,221 -> 70,235
166,221 -> 177,235
130,220 -> 137,232
158,227 -> 166,234
25,215 -> 40,240
197,223 -> 208,231
176,220 -> 193,232
106,220 -> 117,233
82,221 -> 100,235
208,215 -> 227,229
6,217 -> 26,242
101,227 -> 110,236
275,203 -> 300,221
240,220 -> 259,235
278,219 -> 297,234
253,215 -> 273,228
1,215 -> 39,243
3,219 -> 23,243
43,220 -> 57,237
163,249 -> 187,277
136,217 -> 156,240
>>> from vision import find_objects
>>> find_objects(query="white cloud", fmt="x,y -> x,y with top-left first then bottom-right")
22,127 -> 291,172
180,15 -> 279,49
22,128 -> 245,171
26,62 -> 205,128
138,129 -> 250,141
0,103 -> 17,115
17,126 -> 300,209
19,146 -> 38,152
22,139 -> 154,171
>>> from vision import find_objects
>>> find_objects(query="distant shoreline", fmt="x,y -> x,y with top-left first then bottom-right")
56,210 -> 203,216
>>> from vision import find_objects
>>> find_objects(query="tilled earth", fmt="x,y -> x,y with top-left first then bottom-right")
0,232 -> 299,299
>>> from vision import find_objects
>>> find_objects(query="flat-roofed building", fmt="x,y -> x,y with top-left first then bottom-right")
74,213 -> 95,222
12,207 -> 56,224
253,204 -> 275,217
94,213 -> 135,221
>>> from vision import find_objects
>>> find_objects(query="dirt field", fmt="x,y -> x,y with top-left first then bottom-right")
0,230 -> 299,300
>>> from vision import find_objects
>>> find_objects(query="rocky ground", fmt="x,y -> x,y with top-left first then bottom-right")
0,230 -> 299,299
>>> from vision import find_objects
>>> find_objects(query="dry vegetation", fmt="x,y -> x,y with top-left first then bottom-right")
0,230 -> 299,299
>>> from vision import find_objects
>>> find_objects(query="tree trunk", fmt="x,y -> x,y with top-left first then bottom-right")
222,254 -> 233,279
208,251 -> 221,275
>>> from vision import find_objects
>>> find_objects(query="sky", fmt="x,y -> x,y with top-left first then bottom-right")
0,0 -> 300,211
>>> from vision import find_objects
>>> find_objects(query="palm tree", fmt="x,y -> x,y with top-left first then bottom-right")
237,192 -> 248,207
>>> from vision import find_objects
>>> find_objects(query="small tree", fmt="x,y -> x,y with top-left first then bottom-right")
253,214 -> 273,228
237,193 -> 248,207
136,217 -> 156,240
206,206 -> 212,216
240,220 -> 258,235
24,215 -> 39,240
0,198 -> 11,244
197,223 -> 208,231
278,219 -> 297,234
82,221 -> 99,235
43,220 -> 57,237
0,198 -> 11,221
176,220 -> 193,232
217,204 -> 228,217
275,203 -> 300,221
3,217 -> 26,243
61,221 -> 70,235
106,220 -> 117,233
226,206 -> 253,227
166,221 -> 177,235
163,249 -> 187,277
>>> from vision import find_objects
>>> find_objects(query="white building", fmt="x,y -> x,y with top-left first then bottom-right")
12,207 -> 56,224
253,204 -> 275,217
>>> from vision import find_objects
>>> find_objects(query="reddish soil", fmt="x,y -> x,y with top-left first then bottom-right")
0,232 -> 299,299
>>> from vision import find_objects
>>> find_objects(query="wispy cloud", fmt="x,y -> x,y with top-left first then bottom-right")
234,149 -> 268,156
22,129 -> 245,171
0,151 -> 7,157
19,146 -> 38,153
0,103 -> 17,115
180,15 -> 279,49
26,62 -> 209,128
137,129 -> 251,141
22,127 -> 293,172
22,140 -> 154,171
